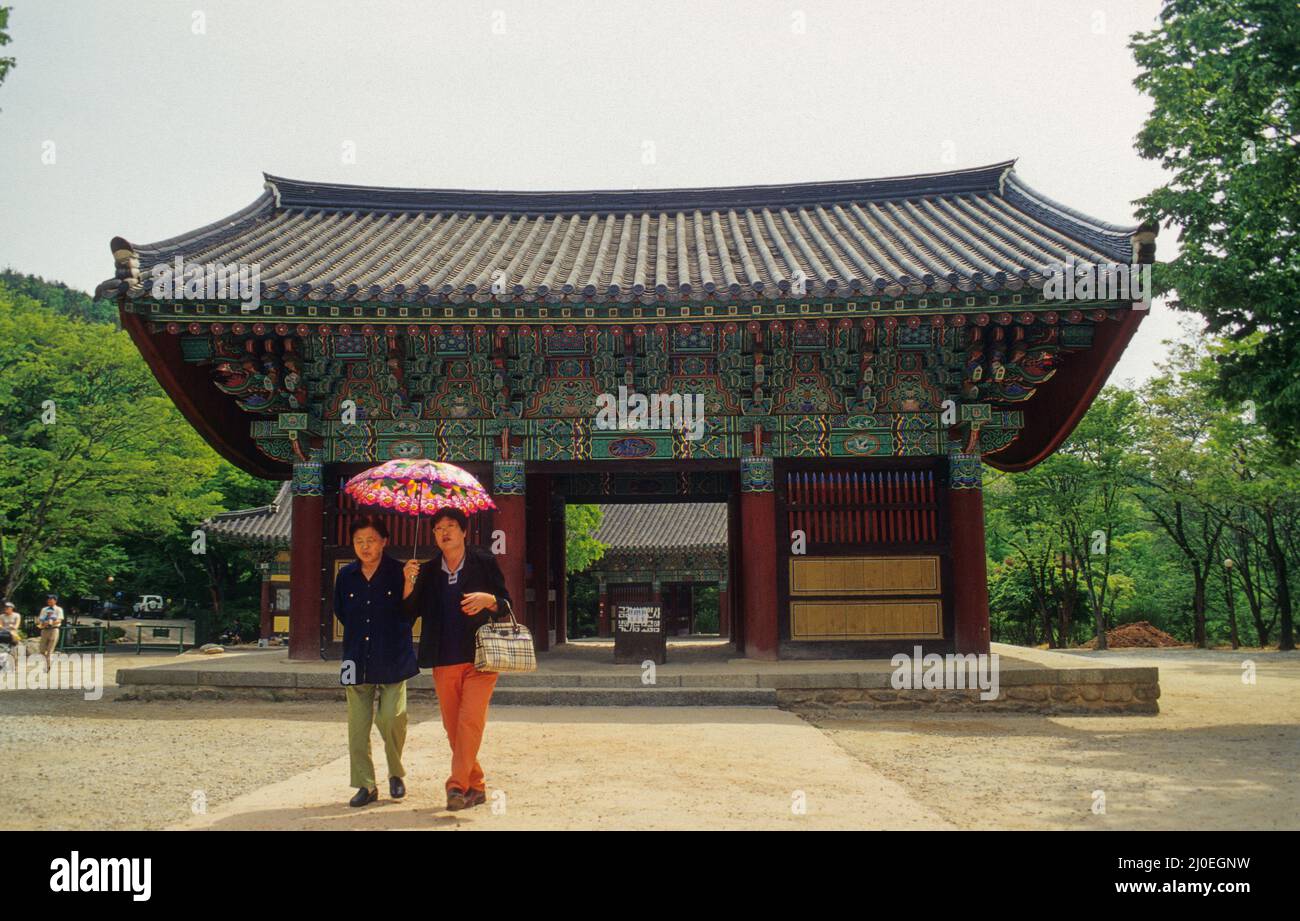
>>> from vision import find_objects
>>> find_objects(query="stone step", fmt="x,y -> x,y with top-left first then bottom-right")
490,672 -> 779,689
489,686 -> 778,707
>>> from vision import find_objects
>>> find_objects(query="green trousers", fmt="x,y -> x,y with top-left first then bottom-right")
345,681 -> 408,791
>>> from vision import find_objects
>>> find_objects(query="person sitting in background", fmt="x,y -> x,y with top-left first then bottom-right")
0,600 -> 21,645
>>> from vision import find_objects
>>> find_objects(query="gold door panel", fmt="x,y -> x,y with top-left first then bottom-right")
790,600 -> 943,640
789,555 -> 941,595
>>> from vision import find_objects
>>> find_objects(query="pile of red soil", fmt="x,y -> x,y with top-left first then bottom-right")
1086,620 -> 1184,649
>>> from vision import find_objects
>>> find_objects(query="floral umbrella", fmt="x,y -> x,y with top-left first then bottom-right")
344,458 -> 496,557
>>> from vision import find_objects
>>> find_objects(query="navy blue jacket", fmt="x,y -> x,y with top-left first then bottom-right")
401,544 -> 511,670
332,553 -> 419,686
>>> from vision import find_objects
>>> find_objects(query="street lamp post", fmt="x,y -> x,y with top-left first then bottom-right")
1223,558 -> 1240,650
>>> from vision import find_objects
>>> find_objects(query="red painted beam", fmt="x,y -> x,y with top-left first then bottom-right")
986,308 -> 1146,472
120,308 -> 284,479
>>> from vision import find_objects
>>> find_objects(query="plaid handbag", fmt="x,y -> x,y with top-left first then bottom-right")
474,599 -> 537,673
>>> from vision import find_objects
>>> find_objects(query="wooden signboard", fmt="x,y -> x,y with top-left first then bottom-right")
614,603 -> 666,665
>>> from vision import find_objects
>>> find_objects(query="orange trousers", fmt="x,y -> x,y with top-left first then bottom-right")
431,662 -> 499,794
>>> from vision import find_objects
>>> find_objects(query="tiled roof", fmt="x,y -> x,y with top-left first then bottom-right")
591,503 -> 727,555
198,490 -> 727,556
201,482 -> 292,548
101,161 -> 1143,304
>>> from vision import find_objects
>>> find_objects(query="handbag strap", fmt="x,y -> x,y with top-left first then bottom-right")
490,597 -> 521,633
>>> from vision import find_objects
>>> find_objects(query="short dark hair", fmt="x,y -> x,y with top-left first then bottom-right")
429,507 -> 469,531
348,516 -> 390,541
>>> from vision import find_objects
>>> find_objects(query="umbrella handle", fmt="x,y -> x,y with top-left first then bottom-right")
413,487 -> 421,562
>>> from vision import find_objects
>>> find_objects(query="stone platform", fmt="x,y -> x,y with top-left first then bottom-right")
114,640 -> 1159,715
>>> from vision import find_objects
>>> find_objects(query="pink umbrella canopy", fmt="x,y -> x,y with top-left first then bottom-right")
344,458 -> 497,518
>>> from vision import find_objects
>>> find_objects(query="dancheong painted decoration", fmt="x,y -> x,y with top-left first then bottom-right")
103,161 -> 1156,662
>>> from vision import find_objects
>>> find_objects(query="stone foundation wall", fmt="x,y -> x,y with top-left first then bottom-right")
778,679 -> 1160,716
115,664 -> 1160,714
120,685 -> 383,702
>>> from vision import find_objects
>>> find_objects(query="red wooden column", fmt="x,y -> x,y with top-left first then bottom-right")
491,460 -> 527,624
549,492 -> 567,646
259,566 -> 272,640
524,472 -> 551,652
288,460 -> 324,661
948,452 -> 991,655
739,456 -> 779,660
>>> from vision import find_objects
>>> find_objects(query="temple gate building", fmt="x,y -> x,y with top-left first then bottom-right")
586,503 -> 729,638
100,161 -> 1155,661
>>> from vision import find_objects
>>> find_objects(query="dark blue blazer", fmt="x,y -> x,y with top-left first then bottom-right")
332,553 -> 419,686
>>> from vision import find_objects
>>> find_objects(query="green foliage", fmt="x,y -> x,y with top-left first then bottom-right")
0,278 -> 273,621
559,506 -> 609,638
987,328 -> 1298,650
0,6 -> 14,91
566,569 -> 600,638
0,271 -> 118,325
1131,1 -> 1300,447
691,583 -> 719,634
564,503 -> 607,573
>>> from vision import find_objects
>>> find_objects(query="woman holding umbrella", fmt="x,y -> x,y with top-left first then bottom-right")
402,507 -> 511,812
344,458 -> 509,813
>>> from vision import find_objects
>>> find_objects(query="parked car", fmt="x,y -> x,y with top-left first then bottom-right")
98,601 -> 130,620
133,595 -> 165,615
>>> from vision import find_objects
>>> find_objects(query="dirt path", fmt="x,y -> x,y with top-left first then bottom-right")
171,707 -> 950,830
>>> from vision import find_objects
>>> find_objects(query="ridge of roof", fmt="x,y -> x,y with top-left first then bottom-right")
260,161 -> 1018,216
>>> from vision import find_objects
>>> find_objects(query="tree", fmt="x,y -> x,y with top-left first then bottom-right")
1,270 -> 119,326
1044,390 -> 1144,651
1131,1 -> 1300,448
0,283 -> 236,607
0,6 -> 14,93
564,503 -> 606,573
1203,338 -> 1299,650
1132,338 -> 1232,647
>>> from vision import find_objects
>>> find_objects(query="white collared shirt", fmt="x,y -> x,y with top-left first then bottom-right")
440,553 -> 466,585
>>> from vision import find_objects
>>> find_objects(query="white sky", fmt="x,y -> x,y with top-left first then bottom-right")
0,0 -> 1183,383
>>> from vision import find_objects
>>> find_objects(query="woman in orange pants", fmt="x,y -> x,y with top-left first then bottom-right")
403,507 -> 510,811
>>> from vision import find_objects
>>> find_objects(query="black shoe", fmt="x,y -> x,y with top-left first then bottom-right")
349,786 -> 378,807
446,787 -> 467,811
389,776 -> 406,799
463,787 -> 486,808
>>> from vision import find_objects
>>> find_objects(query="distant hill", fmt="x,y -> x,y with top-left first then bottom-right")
0,269 -> 118,325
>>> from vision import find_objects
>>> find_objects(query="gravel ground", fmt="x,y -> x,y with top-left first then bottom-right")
2,648 -> 1295,830
812,648 -> 1300,830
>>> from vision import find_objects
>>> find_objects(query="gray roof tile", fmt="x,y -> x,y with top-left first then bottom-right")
102,161 -> 1143,305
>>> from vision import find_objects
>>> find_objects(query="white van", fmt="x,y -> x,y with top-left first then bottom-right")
133,595 -> 165,615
